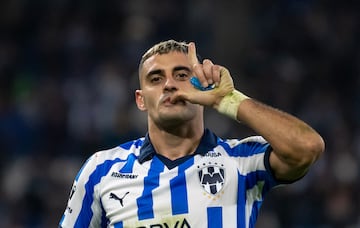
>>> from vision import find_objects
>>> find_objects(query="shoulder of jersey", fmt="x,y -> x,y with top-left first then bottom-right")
91,137 -> 145,161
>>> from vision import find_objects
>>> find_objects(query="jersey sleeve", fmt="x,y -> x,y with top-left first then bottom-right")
224,136 -> 280,190
59,153 -> 105,228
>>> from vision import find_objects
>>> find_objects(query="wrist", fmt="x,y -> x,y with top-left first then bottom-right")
216,90 -> 250,120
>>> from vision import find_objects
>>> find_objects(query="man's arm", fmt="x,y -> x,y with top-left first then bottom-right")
210,66 -> 324,181
183,42 -> 324,182
60,154 -> 103,227
236,98 -> 325,181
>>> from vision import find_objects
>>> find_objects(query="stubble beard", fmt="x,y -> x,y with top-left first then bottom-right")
154,102 -> 200,130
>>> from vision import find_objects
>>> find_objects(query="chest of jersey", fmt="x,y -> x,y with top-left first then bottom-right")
99,154 -> 240,227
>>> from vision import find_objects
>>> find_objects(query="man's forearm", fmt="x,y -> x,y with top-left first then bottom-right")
236,98 -> 325,178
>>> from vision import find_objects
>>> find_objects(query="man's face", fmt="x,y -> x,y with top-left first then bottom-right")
136,51 -> 203,127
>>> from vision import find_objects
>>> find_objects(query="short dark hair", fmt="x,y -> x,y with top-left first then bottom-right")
139,40 -> 188,69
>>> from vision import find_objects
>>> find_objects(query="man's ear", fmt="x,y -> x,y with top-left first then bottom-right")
135,90 -> 146,111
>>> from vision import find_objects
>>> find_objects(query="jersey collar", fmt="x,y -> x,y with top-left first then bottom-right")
138,128 -> 218,164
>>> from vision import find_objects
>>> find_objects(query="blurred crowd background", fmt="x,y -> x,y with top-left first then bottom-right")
0,0 -> 359,227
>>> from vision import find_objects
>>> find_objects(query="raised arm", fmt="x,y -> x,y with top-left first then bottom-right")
178,42 -> 324,181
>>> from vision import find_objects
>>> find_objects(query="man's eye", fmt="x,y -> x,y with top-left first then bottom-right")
150,76 -> 162,83
176,73 -> 189,80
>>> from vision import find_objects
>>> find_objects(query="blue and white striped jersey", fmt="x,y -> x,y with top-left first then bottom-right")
59,129 -> 279,228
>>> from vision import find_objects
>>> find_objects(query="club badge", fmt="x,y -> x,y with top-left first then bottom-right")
198,163 -> 225,195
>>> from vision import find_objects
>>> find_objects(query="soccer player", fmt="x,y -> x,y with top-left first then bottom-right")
59,40 -> 324,228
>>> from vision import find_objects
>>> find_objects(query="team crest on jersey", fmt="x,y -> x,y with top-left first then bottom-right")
198,163 -> 225,195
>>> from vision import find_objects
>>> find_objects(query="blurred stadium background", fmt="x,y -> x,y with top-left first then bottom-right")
0,0 -> 359,227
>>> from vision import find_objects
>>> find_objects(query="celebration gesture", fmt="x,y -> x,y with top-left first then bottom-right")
178,42 -> 249,119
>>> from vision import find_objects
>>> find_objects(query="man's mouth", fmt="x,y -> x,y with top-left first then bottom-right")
162,96 -> 186,106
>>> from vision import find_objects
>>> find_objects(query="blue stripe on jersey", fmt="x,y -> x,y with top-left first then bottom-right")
75,158 -> 124,227
100,199 -> 108,227
119,141 -> 133,150
137,156 -> 165,220
170,157 -> 194,215
249,200 -> 262,228
134,138 -> 144,148
119,138 -> 143,150
114,221 -> 123,228
237,172 -> 246,228
119,153 -> 137,173
237,170 -> 273,228
59,214 -> 65,227
245,170 -> 277,194
224,141 -> 269,157
207,207 -> 222,228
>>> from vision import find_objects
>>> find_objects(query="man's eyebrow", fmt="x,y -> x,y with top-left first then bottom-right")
145,66 -> 191,78
146,69 -> 162,77
173,66 -> 191,72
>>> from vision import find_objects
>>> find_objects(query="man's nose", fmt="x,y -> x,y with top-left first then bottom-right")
164,76 -> 177,91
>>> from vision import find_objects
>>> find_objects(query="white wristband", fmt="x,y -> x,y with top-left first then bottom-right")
216,90 -> 249,120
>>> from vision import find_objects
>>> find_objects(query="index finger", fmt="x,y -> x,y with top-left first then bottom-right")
188,42 -> 199,67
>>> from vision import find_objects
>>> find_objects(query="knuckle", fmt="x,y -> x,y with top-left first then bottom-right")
203,59 -> 212,65
192,63 -> 201,69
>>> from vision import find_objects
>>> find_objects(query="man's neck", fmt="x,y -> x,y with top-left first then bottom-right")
148,124 -> 204,160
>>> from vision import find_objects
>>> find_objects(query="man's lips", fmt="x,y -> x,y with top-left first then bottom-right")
161,95 -> 186,105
